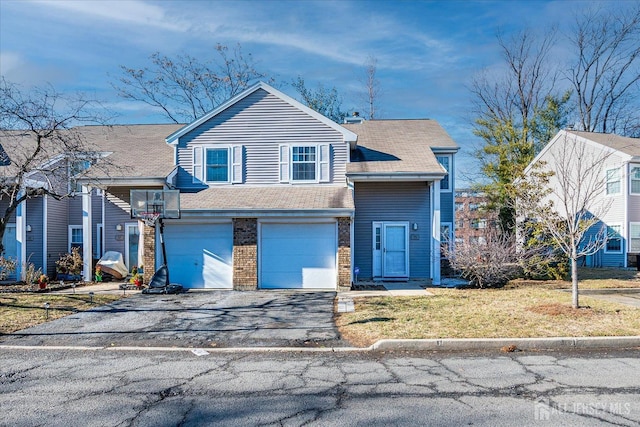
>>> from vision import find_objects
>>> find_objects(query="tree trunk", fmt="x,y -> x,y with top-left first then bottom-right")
571,257 -> 579,309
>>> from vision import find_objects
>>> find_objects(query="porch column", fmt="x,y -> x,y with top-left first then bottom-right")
15,190 -> 26,280
431,181 -> 441,285
82,186 -> 93,282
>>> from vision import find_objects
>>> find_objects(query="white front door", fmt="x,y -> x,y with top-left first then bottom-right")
373,222 -> 409,278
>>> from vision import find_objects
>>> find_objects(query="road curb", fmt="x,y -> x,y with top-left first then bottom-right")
2,336 -> 640,353
370,336 -> 640,351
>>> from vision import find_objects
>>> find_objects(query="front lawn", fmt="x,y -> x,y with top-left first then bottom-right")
0,294 -> 126,334
337,271 -> 640,347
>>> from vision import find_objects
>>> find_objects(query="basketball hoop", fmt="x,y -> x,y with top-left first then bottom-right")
139,212 -> 161,228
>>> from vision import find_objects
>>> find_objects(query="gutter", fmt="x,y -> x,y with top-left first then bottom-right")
179,208 -> 355,218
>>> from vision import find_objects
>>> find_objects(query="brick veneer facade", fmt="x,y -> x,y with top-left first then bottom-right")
337,217 -> 352,291
142,223 -> 155,283
233,218 -> 258,290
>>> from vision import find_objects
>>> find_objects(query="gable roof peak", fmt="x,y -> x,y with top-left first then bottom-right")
165,81 -> 357,145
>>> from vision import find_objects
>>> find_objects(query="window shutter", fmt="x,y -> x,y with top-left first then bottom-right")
319,144 -> 330,182
192,146 -> 203,183
231,145 -> 243,183
279,145 -> 289,183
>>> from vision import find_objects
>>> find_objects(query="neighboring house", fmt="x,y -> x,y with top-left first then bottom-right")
454,189 -> 498,245
523,130 -> 640,268
0,125 -> 182,279
6,82 -> 459,289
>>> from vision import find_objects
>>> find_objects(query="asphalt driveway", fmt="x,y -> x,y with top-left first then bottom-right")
0,291 -> 347,348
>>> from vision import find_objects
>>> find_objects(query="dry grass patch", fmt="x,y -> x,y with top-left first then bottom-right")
336,287 -> 640,347
0,294 -> 126,334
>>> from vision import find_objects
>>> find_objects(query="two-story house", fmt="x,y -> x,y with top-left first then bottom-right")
6,82 -> 458,289
523,129 -> 640,268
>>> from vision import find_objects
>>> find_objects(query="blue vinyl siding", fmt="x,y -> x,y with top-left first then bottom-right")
353,182 -> 431,279
25,197 -> 44,272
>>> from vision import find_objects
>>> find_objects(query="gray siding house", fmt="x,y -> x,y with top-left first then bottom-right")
5,82 -> 459,289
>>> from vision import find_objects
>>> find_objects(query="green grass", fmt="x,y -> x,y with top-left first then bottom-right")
0,294 -> 126,334
337,271 -> 640,347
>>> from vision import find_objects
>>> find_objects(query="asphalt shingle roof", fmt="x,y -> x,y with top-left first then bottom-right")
342,119 -> 457,174
180,186 -> 354,211
567,130 -> 640,158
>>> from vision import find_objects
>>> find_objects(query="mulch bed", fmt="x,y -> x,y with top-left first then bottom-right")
351,283 -> 386,291
0,281 -> 90,293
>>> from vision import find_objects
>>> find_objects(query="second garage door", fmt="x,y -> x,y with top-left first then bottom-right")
260,222 -> 337,289
161,222 -> 233,289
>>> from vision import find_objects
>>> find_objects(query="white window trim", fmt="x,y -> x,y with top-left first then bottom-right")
630,222 -> 640,253
290,144 -> 319,183
68,225 -> 83,253
192,145 -> 242,184
203,145 -> 231,184
630,164 -> 640,195
440,222 -> 453,254
278,144 -> 331,184
605,167 -> 621,196
436,154 -> 452,192
604,223 -> 623,254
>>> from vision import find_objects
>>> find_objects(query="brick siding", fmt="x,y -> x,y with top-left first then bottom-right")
337,217 -> 352,291
233,218 -> 258,290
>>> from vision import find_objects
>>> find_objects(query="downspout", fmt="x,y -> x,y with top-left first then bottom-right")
624,161 -> 629,268
431,180 -> 441,285
43,195 -> 48,275
16,191 -> 26,280
81,186 -> 93,281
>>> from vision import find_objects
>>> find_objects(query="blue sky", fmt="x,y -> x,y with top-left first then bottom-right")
0,0 -> 626,186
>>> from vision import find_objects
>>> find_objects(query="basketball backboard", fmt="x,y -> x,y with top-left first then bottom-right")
130,189 -> 180,220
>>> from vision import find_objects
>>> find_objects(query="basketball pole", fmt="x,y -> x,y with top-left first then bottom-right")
158,217 -> 170,284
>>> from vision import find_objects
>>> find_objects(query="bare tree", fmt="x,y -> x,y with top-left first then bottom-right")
0,78 -> 113,255
470,27 -> 563,232
568,5 -> 640,135
112,43 -> 269,123
443,227 -> 522,288
515,132 -> 613,308
360,55 -> 381,120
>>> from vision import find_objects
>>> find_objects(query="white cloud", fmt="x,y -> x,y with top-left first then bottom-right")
33,0 -> 185,32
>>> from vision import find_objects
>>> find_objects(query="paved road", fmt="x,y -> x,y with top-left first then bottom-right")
1,348 -> 638,426
0,291 -> 344,348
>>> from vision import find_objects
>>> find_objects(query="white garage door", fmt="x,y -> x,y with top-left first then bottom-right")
161,222 -> 233,289
260,222 -> 337,289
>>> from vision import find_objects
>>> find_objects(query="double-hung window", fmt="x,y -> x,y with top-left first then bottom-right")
630,223 -> 640,253
193,145 -> 242,184
279,144 -> 330,183
605,224 -> 622,253
205,148 -> 229,182
630,165 -> 640,195
606,168 -> 621,195
292,146 -> 316,181
436,155 -> 451,191
69,225 -> 83,253
70,159 -> 92,193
